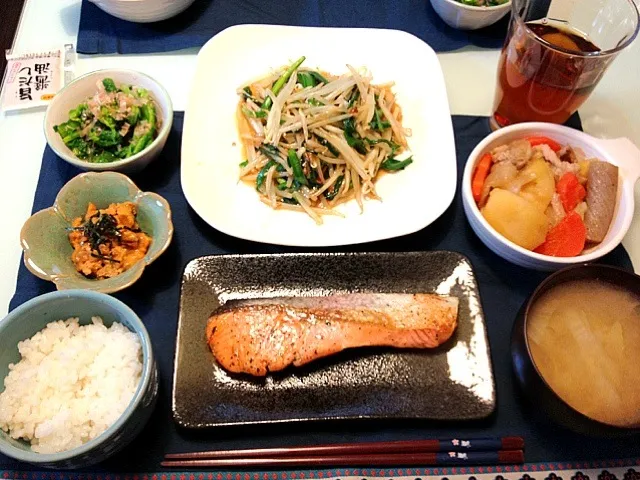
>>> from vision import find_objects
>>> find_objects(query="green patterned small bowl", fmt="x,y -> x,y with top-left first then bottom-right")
20,172 -> 173,293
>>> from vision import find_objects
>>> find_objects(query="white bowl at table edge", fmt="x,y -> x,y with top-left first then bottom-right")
461,122 -> 640,271
88,0 -> 196,23
429,0 -> 511,30
44,69 -> 173,174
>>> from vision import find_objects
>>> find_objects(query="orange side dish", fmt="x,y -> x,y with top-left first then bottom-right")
68,202 -> 152,279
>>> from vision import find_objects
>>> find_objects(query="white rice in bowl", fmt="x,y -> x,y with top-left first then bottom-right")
0,317 -> 143,454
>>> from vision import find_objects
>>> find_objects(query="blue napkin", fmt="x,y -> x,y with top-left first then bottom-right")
4,113 -> 637,473
76,0 -> 510,55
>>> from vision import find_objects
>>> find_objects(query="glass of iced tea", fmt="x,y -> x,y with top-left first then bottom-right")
491,0 -> 640,129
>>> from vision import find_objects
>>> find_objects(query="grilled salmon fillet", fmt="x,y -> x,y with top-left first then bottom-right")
206,293 -> 458,376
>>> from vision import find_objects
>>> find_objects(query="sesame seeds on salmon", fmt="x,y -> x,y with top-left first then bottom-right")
205,293 -> 458,376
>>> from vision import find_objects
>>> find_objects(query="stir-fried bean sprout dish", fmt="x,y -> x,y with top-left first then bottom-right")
236,56 -> 413,224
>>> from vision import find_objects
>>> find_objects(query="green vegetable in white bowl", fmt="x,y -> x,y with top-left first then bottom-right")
53,78 -> 160,164
44,69 -> 173,174
430,0 -> 512,30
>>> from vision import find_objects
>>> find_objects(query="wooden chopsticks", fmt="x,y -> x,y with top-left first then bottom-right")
162,436 -> 524,468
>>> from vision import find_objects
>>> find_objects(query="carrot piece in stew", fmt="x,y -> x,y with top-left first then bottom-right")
472,153 -> 493,203
534,211 -> 586,257
527,136 -> 562,152
556,172 -> 586,212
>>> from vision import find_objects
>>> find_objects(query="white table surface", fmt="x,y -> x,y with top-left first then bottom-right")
0,0 -> 639,315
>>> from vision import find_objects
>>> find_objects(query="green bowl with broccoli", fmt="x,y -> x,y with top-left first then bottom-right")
45,69 -> 173,173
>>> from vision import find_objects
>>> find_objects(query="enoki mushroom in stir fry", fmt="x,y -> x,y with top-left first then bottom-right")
236,56 -> 413,224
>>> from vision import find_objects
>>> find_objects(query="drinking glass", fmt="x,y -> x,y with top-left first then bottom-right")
490,0 -> 640,129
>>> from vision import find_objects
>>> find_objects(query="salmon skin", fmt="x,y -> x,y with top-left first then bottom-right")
206,293 -> 458,376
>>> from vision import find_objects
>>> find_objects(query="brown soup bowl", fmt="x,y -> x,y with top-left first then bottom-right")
511,263 -> 640,437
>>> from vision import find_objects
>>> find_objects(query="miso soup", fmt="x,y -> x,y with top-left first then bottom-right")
527,279 -> 640,427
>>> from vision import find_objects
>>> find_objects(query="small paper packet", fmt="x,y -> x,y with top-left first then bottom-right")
1,44 -> 76,112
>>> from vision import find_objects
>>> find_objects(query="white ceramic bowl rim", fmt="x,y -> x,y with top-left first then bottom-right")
44,69 -> 173,169
441,0 -> 511,11
0,290 -> 153,463
463,122 -> 640,266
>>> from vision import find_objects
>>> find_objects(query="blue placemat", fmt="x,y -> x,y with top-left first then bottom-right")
76,0 -> 510,55
3,113 -> 637,473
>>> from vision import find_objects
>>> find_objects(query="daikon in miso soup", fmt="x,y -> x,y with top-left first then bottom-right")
527,279 -> 640,427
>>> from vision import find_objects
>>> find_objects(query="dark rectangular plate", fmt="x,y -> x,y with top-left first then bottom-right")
172,251 -> 495,428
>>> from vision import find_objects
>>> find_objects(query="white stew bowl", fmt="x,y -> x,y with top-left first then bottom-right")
462,122 -> 640,271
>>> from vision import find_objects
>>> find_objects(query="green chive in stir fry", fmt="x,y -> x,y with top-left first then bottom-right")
54,78 -> 160,163
236,56 -> 413,224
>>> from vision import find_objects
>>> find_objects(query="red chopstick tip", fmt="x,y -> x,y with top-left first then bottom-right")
502,436 -> 525,450
498,450 -> 525,464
